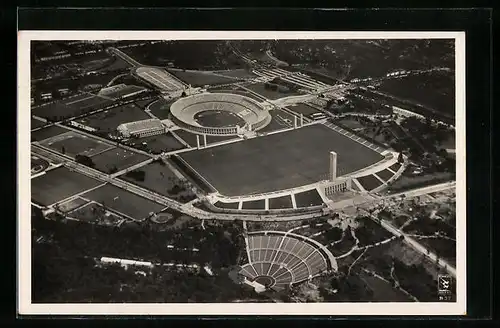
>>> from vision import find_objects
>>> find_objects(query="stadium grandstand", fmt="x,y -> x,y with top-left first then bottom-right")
117,118 -> 165,138
134,67 -> 186,93
170,92 -> 271,136
98,84 -> 148,100
239,231 -> 336,292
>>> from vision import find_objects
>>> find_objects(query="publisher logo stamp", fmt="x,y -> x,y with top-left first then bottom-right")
438,275 -> 453,301
438,275 -> 451,292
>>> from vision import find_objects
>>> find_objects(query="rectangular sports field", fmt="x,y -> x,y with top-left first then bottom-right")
294,189 -> 324,208
80,183 -> 165,220
258,109 -> 295,133
357,174 -> 384,191
243,83 -> 301,100
269,195 -> 293,209
31,167 -> 103,206
119,161 -> 179,197
31,125 -> 70,142
242,199 -> 265,210
75,103 -> 150,132
31,117 -> 46,130
91,147 -> 150,173
126,133 -> 186,154
57,197 -> 89,213
286,103 -> 322,117
212,89 -> 266,102
180,124 -> 384,196
33,93 -> 113,120
376,169 -> 395,182
38,131 -> 113,158
167,69 -> 238,86
148,98 -> 174,119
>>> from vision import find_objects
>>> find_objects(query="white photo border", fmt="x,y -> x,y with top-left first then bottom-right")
18,30 -> 466,316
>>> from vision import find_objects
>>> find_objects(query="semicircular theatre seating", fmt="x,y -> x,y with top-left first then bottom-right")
239,234 -> 329,290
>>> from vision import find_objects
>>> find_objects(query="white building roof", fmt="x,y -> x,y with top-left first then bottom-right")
117,118 -> 164,135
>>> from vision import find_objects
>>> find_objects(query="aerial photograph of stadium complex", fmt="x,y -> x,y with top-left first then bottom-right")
29,38 -> 458,304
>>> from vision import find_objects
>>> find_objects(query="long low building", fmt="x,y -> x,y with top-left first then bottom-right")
117,118 -> 166,138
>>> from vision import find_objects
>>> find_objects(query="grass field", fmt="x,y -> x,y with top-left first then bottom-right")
148,98 -> 174,119
31,118 -> 47,130
57,197 -> 89,213
389,162 -> 402,172
119,161 -> 195,202
91,148 -> 150,173
75,103 -> 150,132
134,98 -> 156,109
31,167 -> 103,206
357,174 -> 384,191
167,69 -> 240,87
286,103 -> 322,117
211,89 -> 265,102
268,195 -> 293,209
126,133 -> 186,154
377,71 -> 455,116
194,110 -> 245,128
258,109 -> 295,133
81,183 -> 165,220
68,202 -> 124,226
241,199 -> 265,210
179,124 -> 383,196
244,83 -> 301,100
294,189 -> 324,208
387,172 -> 454,194
214,201 -> 239,209
39,131 -> 113,158
376,169 -> 395,182
31,125 -> 70,142
33,93 -> 113,120
213,69 -> 256,79
173,129 -> 239,147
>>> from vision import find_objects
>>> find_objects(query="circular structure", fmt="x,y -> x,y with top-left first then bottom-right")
150,212 -> 173,224
254,275 -> 276,287
170,92 -> 272,136
31,156 -> 49,175
239,232 -> 337,292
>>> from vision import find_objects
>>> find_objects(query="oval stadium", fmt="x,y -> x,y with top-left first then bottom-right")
170,93 -> 272,136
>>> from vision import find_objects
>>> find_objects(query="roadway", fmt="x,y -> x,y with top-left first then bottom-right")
107,47 -> 141,67
33,139 -> 456,226
355,181 -> 457,277
33,140 -> 458,276
31,143 -> 330,222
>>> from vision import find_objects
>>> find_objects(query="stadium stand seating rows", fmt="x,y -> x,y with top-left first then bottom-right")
170,93 -> 271,135
239,233 -> 328,291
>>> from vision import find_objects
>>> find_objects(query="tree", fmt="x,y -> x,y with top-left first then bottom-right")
398,152 -> 404,164
75,154 -> 95,168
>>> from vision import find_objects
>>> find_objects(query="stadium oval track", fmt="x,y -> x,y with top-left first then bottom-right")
170,92 -> 272,136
